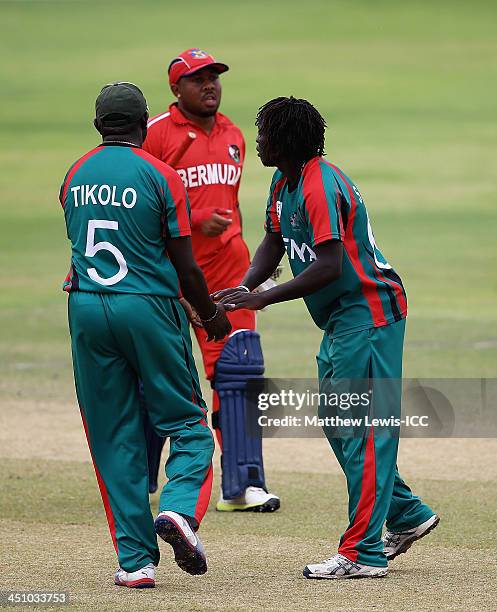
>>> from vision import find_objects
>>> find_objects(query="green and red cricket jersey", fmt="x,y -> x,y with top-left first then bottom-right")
143,103 -> 245,269
59,143 -> 191,295
265,157 -> 407,337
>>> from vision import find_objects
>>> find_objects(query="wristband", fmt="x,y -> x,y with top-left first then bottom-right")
237,285 -> 250,293
200,304 -> 218,323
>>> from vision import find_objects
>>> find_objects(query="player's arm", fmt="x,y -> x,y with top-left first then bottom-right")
216,163 -> 345,310
158,164 -> 231,340
245,231 -> 286,289
211,231 -> 284,301
212,172 -> 286,300
220,240 -> 342,311
168,236 -> 231,340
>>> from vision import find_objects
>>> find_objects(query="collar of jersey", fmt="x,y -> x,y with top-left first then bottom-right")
99,142 -> 140,148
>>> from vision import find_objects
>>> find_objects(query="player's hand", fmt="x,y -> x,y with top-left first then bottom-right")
179,297 -> 203,328
220,290 -> 269,312
202,303 -> 232,341
201,209 -> 232,237
211,285 -> 248,302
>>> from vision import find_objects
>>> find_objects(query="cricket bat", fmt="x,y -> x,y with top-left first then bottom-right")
167,131 -> 196,167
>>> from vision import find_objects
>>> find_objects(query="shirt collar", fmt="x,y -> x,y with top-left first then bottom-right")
168,102 -> 191,125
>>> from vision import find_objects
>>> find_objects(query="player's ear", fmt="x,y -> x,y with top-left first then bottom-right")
93,117 -> 102,134
170,83 -> 180,98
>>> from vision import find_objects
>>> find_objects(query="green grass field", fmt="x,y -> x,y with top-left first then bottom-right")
1,1 -> 497,610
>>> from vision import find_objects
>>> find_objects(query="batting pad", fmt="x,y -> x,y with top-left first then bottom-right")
214,330 -> 266,499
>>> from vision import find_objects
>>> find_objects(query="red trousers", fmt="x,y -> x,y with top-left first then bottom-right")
193,234 -> 256,447
194,234 -> 256,381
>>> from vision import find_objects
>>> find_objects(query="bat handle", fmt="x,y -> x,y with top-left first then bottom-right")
167,131 -> 197,167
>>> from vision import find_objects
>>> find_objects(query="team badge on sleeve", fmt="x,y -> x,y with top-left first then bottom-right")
228,144 -> 241,163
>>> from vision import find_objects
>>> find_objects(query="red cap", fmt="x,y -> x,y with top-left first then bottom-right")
168,48 -> 229,85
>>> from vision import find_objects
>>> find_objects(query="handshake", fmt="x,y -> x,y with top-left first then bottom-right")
181,266 -> 282,342
181,278 -> 278,341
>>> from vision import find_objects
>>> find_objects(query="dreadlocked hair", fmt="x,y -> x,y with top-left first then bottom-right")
255,96 -> 326,164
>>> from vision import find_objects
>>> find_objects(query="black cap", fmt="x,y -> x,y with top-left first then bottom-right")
95,82 -> 148,127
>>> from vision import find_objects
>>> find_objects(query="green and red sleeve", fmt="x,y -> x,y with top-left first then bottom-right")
162,168 -> 191,238
59,147 -> 102,208
264,172 -> 286,233
132,149 -> 191,238
302,157 -> 345,247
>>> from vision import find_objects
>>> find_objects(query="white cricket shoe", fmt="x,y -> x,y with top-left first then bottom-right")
155,510 -> 207,575
114,563 -> 155,588
303,554 -> 387,580
383,514 -> 440,560
216,486 -> 280,512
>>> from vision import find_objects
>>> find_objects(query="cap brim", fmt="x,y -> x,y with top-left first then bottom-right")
182,62 -> 229,78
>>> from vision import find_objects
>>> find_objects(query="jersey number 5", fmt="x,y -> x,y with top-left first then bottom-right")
85,219 -> 128,286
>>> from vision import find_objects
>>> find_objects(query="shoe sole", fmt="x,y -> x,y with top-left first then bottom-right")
115,578 -> 155,588
216,497 -> 280,513
155,515 -> 207,576
303,567 -> 387,580
386,515 -> 440,561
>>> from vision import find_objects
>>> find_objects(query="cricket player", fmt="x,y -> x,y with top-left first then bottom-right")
142,48 -> 279,512
60,82 -> 231,588
214,97 -> 439,579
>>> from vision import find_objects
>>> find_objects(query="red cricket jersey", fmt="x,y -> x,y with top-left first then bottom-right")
143,103 -> 245,268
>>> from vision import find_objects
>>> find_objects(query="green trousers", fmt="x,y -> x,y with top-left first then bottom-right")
68,292 -> 214,572
317,319 -> 434,567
